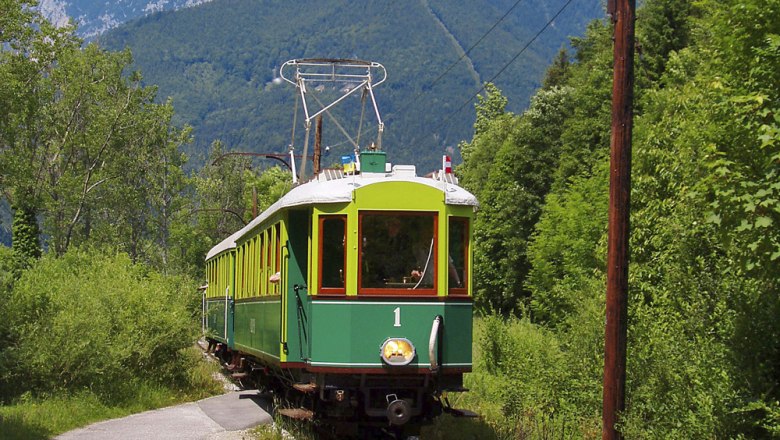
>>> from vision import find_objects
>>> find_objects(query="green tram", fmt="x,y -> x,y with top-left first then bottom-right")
204,160 -> 478,429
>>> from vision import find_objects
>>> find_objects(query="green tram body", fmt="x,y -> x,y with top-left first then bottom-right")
204,166 -> 477,426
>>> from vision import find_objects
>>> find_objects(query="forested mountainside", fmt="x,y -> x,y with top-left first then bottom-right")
98,0 -> 603,170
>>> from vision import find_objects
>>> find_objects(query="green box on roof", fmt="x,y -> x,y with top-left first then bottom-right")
360,151 -> 386,173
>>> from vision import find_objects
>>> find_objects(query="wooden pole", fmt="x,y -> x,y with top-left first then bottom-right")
313,114 -> 323,175
603,0 -> 635,439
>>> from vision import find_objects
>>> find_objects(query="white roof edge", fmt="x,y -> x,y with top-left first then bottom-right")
205,228 -> 244,261
205,174 -> 477,261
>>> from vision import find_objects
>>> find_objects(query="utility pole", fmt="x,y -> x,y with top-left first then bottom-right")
313,115 -> 323,176
603,0 -> 635,439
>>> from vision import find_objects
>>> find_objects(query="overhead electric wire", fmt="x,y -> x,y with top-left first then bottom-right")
383,0 -> 525,127
424,0 -> 526,99
413,0 -> 577,146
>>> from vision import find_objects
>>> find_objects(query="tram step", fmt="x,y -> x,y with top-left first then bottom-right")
293,383 -> 318,393
278,408 -> 314,420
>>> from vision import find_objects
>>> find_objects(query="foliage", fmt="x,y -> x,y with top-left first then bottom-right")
457,0 -> 780,437
1,2 -> 192,264
634,0 -> 693,85
243,166 -> 293,217
526,162 -> 608,326
458,83 -> 510,199
473,83 -> 509,138
552,20 -> 614,191
194,141 -> 252,234
0,246 -> 14,295
469,85 -> 574,313
10,204 -> 40,272
447,316 -> 602,439
541,48 -> 571,90
179,143 -> 294,277
0,248 -> 202,400
0,246 -> 16,372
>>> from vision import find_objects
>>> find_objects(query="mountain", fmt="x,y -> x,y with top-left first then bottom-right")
38,0 -> 215,39
98,0 -> 604,170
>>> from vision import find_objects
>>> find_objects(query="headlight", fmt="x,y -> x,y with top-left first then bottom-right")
380,338 -> 416,366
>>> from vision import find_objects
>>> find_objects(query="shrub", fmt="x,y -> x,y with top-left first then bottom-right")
0,246 -> 15,294
465,315 -> 602,439
0,247 -> 200,401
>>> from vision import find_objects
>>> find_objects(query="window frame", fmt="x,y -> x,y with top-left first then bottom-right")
447,216 -> 470,296
317,215 -> 348,296
357,210 -> 439,296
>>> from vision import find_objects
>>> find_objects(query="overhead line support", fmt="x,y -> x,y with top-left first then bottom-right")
603,0 -> 635,439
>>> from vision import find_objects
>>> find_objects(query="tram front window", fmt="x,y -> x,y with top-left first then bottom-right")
360,213 -> 437,292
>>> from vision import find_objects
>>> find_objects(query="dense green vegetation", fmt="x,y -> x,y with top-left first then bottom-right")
458,0 -> 780,437
97,0 -> 602,170
0,2 -> 241,435
0,248 -> 223,439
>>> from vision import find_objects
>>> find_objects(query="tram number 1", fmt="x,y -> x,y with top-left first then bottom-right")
393,307 -> 401,327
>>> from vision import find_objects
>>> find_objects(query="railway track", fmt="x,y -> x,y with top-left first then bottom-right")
204,344 -> 419,440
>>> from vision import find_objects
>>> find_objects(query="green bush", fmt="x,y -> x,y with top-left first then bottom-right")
0,245 -> 15,302
0,247 -> 200,401
463,315 -> 602,439
0,246 -> 17,398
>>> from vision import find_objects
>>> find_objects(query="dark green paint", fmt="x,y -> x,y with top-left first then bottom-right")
205,298 -> 227,343
285,209 -> 311,362
307,301 -> 472,368
234,299 -> 281,359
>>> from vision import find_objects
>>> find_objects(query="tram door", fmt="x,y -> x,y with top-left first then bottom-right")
284,210 -> 311,363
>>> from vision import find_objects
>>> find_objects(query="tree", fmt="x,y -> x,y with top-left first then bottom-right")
635,0 -> 692,84
0,1 -> 79,262
457,83 -> 510,201
472,85 -> 574,313
193,141 -> 251,240
10,203 -> 40,272
243,165 -> 293,216
541,48 -> 570,90
1,4 -> 193,262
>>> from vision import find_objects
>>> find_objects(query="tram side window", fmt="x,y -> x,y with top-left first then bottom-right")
360,213 -> 437,292
319,216 -> 346,294
273,223 -> 281,295
257,233 -> 268,296
448,217 -> 469,295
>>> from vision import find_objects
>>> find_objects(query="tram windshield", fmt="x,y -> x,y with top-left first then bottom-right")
360,213 -> 437,292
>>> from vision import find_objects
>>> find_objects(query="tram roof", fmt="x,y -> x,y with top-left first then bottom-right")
206,170 -> 478,260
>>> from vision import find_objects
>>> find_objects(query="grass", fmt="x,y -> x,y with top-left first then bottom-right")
249,407 -> 315,440
0,346 -> 224,440
421,316 -> 601,440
